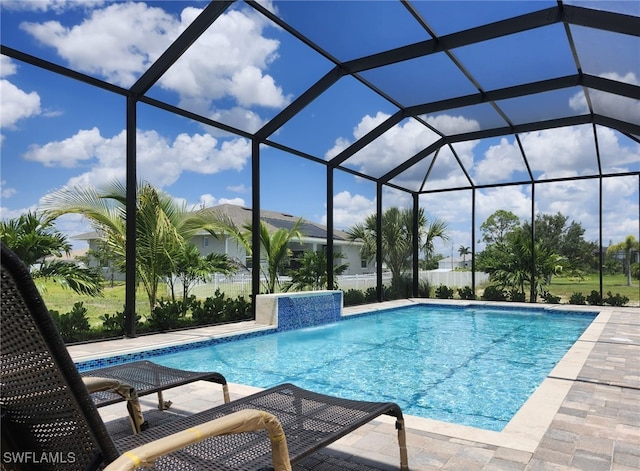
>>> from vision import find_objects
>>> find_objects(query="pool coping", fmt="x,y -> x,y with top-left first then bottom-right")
67,298 -> 609,455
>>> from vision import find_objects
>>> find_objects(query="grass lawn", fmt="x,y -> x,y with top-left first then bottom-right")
548,274 -> 639,305
39,281 -> 152,328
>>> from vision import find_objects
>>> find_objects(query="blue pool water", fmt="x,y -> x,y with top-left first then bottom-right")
139,305 -> 595,431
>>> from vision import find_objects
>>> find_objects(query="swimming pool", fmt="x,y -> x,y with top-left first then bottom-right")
100,304 -> 595,431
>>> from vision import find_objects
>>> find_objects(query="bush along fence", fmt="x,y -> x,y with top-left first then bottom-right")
479,286 -> 629,306
51,289 -> 252,344
343,283 -> 631,307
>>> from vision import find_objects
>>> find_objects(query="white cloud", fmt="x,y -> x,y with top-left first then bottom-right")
0,56 -> 17,77
324,137 -> 351,160
476,187 -> 532,223
0,79 -> 41,128
21,2 -> 176,87
0,203 -> 37,222
473,137 -> 527,182
20,3 -> 290,124
0,0 -> 106,13
178,194 -> 246,211
323,191 -> 375,230
228,65 -> 287,108
424,114 -> 480,135
160,7 -> 287,106
215,196 -> 246,207
326,113 -> 479,188
0,180 -> 16,199
569,71 -> 640,125
23,127 -> 251,189
323,188 -> 417,230
227,184 -> 250,193
520,126 -> 600,178
24,127 -> 103,167
208,107 -> 266,134
325,112 -> 391,159
596,126 -> 640,170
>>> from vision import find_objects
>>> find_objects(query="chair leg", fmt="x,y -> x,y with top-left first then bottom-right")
126,390 -> 148,433
396,418 -> 409,471
156,391 -> 172,410
221,384 -> 230,403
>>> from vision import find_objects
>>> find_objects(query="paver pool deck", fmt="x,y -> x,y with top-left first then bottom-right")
68,300 -> 639,470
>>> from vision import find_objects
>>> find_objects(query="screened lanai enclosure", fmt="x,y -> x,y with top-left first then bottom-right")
1,0 -> 639,335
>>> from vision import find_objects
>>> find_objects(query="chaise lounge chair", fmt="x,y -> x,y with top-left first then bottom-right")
0,244 -> 409,470
81,359 -> 231,433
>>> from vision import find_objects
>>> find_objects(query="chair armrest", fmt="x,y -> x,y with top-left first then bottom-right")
104,409 -> 291,471
82,376 -> 146,434
83,376 -> 130,394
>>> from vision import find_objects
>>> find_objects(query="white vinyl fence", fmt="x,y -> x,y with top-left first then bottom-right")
181,270 -> 489,299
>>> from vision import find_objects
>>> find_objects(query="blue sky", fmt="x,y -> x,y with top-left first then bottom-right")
1,0 -> 639,256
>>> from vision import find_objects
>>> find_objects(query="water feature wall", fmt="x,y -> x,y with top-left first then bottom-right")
255,291 -> 343,331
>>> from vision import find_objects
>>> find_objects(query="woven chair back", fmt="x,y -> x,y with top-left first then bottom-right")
1,244 -> 119,470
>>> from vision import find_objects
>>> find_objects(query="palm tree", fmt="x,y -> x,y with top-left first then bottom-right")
285,250 -> 349,291
166,243 -> 237,313
458,245 -> 471,267
0,211 -> 103,295
423,217 -> 450,263
347,207 -> 449,291
41,180 -> 223,312
211,213 -> 303,293
483,229 -> 564,302
607,235 -> 639,286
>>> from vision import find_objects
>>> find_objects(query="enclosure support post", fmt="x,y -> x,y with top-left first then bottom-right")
599,176 -> 604,301
251,140 -> 261,318
124,95 -> 137,338
471,189 -> 476,296
530,182 -> 536,303
377,183 -> 383,302
412,193 -> 419,297
327,167 -> 334,291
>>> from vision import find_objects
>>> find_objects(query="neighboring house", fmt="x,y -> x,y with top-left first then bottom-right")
73,204 -> 374,278
437,256 -> 471,271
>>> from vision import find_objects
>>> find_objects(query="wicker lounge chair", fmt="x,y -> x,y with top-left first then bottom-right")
1,244 -> 409,470
81,359 -> 231,433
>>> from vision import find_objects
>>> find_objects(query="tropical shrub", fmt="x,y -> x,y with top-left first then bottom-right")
148,299 -> 186,331
586,290 -> 603,306
481,285 -> 506,301
343,289 -> 366,306
604,291 -> 629,307
541,291 -> 561,304
100,307 -> 143,334
223,296 -> 252,322
435,285 -> 454,299
458,286 -> 475,300
51,302 -> 91,342
191,290 -> 226,325
508,289 -> 526,302
364,286 -> 379,303
568,292 -> 586,305
418,279 -> 432,298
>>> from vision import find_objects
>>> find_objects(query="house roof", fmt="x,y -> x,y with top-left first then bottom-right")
200,204 -> 351,242
72,231 -> 100,241
72,204 -> 352,242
